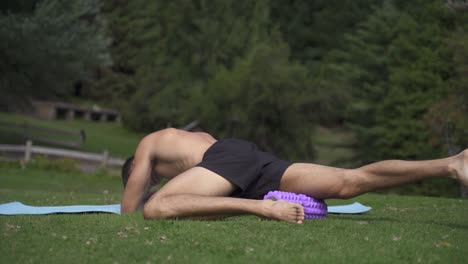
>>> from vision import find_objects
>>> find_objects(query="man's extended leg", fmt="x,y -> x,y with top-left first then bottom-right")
279,150 -> 468,199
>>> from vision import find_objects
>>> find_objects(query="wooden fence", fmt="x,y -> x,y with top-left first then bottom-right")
0,121 -> 85,148
0,141 -> 124,168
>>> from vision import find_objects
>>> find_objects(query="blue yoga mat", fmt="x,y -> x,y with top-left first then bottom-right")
0,202 -> 121,215
327,202 -> 372,214
0,201 -> 371,215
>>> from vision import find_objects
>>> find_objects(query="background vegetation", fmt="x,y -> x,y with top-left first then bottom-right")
1,2 -> 467,262
1,0 -> 467,196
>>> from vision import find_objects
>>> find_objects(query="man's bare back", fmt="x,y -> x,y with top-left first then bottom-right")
147,129 -> 217,178
121,128 -> 468,224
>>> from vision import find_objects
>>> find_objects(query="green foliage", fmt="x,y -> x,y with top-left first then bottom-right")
0,0 -> 111,110
0,0 -> 39,14
110,0 -> 274,131
331,1 -> 456,163
194,42 -> 318,160
2,0 -> 467,198
424,13 -> 468,154
270,0 -> 376,66
101,0 -> 360,160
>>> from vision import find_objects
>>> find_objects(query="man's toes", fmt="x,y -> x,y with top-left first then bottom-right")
296,214 -> 304,221
296,206 -> 304,215
296,215 -> 304,224
289,212 -> 298,218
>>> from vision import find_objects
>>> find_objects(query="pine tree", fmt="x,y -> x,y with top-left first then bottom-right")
270,0 -> 376,66
0,0 -> 111,110
338,0 -> 455,163
195,41 -> 318,160
337,2 -> 401,163
105,0 -> 273,130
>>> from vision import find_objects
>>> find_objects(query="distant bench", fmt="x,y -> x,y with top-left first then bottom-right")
32,101 -> 121,123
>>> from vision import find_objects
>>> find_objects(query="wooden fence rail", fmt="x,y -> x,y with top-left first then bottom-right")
0,141 -> 124,168
0,121 -> 85,148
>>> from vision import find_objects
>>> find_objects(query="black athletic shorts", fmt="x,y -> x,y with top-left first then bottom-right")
196,138 -> 292,199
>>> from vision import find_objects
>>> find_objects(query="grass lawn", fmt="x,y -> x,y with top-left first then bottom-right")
0,112 -> 144,158
1,161 -> 467,264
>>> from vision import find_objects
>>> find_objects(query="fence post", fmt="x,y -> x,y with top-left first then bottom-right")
102,150 -> 109,168
23,121 -> 29,141
25,140 -> 32,163
79,129 -> 86,145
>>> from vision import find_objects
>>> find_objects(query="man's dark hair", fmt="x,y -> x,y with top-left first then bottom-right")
121,156 -> 134,188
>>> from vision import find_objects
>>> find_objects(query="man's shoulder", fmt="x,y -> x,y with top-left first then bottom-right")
144,128 -> 180,141
143,128 -> 217,151
137,129 -> 179,152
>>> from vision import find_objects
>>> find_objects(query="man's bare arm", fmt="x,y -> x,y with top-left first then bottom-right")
120,132 -> 163,213
121,155 -> 152,213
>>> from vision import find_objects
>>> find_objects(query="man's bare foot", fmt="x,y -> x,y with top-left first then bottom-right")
262,199 -> 305,224
450,149 -> 468,187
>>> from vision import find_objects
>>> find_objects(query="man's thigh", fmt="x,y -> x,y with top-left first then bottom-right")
156,167 -> 236,197
279,163 -> 346,199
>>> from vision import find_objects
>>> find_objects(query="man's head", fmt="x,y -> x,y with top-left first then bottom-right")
121,156 -> 161,188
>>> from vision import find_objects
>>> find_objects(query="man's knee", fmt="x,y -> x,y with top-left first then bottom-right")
143,195 -> 170,219
336,169 -> 368,199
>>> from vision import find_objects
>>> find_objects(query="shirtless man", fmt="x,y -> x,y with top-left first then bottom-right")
121,128 -> 468,224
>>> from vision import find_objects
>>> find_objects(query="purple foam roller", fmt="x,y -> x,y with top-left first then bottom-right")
263,191 -> 327,219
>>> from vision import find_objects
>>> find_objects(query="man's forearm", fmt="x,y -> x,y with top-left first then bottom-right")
143,194 -> 270,220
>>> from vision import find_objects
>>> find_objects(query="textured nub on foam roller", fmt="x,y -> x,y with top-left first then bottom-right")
263,191 -> 327,219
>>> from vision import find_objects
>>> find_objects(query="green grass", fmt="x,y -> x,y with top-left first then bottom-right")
1,161 -> 467,264
0,112 -> 144,158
